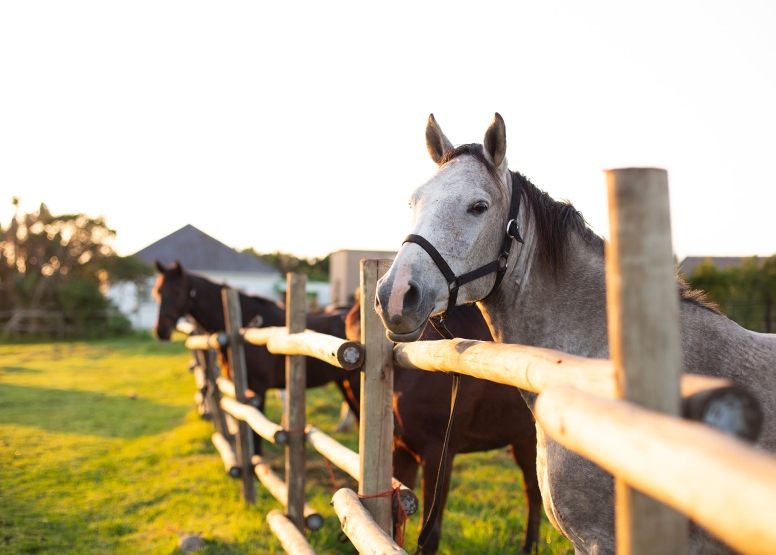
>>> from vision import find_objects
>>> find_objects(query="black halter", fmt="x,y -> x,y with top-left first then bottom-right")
403,169 -> 524,554
403,170 -> 524,339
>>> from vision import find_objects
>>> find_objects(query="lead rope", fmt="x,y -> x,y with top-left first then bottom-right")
412,316 -> 459,555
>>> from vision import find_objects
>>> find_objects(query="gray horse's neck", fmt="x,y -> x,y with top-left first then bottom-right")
480,231 -> 610,359
477,212 -> 776,555
479,222 -> 776,451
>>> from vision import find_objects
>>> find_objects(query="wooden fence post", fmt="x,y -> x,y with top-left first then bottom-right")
285,273 -> 307,530
605,168 -> 688,554
358,259 -> 395,533
222,288 -> 256,505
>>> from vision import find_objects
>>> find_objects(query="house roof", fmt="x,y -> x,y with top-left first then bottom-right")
678,256 -> 745,277
133,224 -> 278,275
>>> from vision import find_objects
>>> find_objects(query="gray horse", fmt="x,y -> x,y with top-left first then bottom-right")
374,113 -> 776,554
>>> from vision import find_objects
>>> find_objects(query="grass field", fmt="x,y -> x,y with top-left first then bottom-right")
0,334 -> 574,554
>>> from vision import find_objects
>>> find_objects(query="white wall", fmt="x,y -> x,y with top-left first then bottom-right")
106,278 -> 159,330
203,271 -> 281,301
107,271 -> 334,330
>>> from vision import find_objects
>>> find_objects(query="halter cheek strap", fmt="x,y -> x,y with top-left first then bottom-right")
402,170 -> 524,336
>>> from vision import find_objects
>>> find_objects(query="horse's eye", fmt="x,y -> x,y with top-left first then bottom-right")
469,202 -> 488,215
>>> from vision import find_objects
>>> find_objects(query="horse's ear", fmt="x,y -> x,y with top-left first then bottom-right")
154,260 -> 166,273
426,114 -> 453,165
172,260 -> 183,275
483,113 -> 507,169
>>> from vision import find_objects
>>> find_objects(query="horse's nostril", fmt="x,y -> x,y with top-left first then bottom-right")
405,281 -> 420,308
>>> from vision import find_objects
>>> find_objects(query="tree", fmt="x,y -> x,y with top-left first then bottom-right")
685,255 -> 776,332
684,259 -> 735,303
242,248 -> 330,282
0,200 -> 153,336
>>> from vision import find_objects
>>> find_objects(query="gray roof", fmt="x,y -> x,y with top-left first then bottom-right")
678,256 -> 745,277
134,224 -> 278,275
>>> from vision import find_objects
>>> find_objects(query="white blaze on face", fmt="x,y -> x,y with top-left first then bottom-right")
387,264 -> 413,319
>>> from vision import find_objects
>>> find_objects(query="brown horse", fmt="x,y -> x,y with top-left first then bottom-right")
345,299 -> 541,554
153,261 -> 359,453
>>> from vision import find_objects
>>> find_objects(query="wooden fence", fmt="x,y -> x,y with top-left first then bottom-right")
181,267 -> 417,553
329,168 -> 776,555
178,168 -> 776,554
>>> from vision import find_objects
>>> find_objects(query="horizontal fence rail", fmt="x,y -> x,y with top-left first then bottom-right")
243,326 -> 364,370
394,339 -> 736,398
306,426 -> 418,517
393,339 -> 761,439
266,510 -> 316,555
184,332 -> 228,351
187,327 -> 364,370
394,338 -> 616,395
220,397 -> 288,445
211,432 -> 240,477
536,386 -> 776,555
254,456 -> 323,531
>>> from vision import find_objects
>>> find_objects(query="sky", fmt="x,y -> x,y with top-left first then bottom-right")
2,1 -> 775,261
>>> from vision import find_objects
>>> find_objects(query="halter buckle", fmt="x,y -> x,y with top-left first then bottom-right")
506,219 -> 524,244
497,254 -> 509,273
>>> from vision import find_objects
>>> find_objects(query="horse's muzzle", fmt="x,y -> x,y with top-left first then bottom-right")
386,323 -> 426,343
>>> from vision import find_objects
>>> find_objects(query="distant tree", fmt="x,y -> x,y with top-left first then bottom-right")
0,200 -> 153,336
684,259 -> 736,303
243,248 -> 330,282
685,255 -> 776,332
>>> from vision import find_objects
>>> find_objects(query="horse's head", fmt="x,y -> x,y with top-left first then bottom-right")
153,260 -> 194,341
376,113 -> 517,341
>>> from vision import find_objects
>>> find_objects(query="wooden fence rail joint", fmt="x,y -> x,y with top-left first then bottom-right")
332,488 -> 408,555
253,456 -> 323,531
184,332 -> 229,351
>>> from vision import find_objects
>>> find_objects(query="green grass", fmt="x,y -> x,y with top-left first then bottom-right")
0,334 -> 574,554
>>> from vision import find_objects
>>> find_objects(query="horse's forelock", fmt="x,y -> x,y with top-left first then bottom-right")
439,144 -> 509,200
441,144 -> 501,180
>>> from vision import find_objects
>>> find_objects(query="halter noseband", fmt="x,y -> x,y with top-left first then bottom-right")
402,170 -> 524,338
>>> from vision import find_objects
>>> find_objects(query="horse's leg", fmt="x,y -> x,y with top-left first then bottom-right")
333,401 -> 355,433
335,373 -> 362,419
419,444 -> 454,555
392,443 -> 419,490
511,439 -> 541,554
333,378 -> 359,431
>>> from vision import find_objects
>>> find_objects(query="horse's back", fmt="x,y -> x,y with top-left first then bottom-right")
680,301 -> 776,451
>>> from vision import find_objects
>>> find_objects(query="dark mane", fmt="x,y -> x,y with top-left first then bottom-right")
443,143 -> 603,276
440,143 -> 502,183
677,274 -> 723,315
442,144 -> 719,314
517,172 -> 604,276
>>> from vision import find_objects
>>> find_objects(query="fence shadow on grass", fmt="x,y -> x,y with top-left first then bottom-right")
0,383 -> 188,438
0,365 -> 43,373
